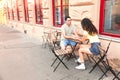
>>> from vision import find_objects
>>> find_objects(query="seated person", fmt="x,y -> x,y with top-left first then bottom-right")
75,18 -> 101,70
60,16 -> 79,53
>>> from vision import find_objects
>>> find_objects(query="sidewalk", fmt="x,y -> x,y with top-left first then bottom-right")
0,24 -> 113,80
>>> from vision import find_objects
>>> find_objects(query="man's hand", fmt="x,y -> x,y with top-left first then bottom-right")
70,35 -> 81,41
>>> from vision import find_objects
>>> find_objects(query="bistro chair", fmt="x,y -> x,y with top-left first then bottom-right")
88,40 -> 112,79
97,41 -> 120,80
47,30 -> 72,72
88,40 -> 120,80
42,28 -> 52,48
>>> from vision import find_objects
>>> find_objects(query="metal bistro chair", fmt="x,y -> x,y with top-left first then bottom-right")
88,40 -> 120,80
88,40 -> 112,79
97,42 -> 120,80
48,30 -> 72,72
42,28 -> 52,48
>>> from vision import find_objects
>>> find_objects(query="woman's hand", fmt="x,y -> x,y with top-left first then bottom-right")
71,35 -> 81,41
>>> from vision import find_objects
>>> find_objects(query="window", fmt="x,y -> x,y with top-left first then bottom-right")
7,2 -> 10,19
100,0 -> 120,37
11,9 -> 14,20
16,0 -> 20,21
35,0 -> 43,24
23,0 -> 29,22
11,0 -> 15,20
53,0 -> 69,26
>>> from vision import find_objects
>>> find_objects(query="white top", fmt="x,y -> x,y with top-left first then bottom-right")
83,30 -> 100,43
61,24 -> 75,39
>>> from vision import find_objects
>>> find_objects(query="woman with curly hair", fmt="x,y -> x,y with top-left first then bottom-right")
75,18 -> 101,70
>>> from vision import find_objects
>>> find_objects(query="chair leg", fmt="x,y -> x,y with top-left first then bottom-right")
113,72 -> 120,80
86,54 -> 92,63
67,53 -> 77,61
99,67 -> 110,80
99,66 -> 120,80
89,57 -> 108,77
51,57 -> 58,67
89,59 -> 101,73
53,56 -> 69,72
89,55 -> 106,73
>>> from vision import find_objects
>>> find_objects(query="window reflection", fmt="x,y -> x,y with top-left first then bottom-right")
55,7 -> 61,25
54,0 -> 69,26
7,2 -> 10,19
104,0 -> 120,34
24,0 -> 29,22
35,0 -> 43,24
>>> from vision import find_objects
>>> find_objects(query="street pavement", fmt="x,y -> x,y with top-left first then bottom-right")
0,24 -> 113,80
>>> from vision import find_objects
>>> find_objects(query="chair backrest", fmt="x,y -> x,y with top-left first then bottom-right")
52,30 -> 61,47
55,31 -> 61,41
105,40 -> 112,53
99,39 -> 112,56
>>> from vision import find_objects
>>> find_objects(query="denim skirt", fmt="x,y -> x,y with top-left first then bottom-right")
89,42 -> 101,55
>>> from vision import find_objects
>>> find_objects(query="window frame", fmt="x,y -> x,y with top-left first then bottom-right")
16,0 -> 20,21
23,0 -> 29,22
34,0 -> 43,24
99,0 -> 120,38
52,0 -> 69,27
11,0 -> 15,20
11,9 -> 14,20
7,2 -> 10,20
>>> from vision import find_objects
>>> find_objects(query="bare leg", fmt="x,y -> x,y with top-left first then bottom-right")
78,49 -> 84,62
78,45 -> 92,62
75,44 -> 92,70
66,45 -> 72,53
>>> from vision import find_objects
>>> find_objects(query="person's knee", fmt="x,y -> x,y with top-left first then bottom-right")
78,48 -> 84,53
66,45 -> 72,53
80,45 -> 86,48
60,42 -> 66,50
61,45 -> 66,50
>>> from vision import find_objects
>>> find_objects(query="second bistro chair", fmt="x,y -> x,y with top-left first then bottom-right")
48,31 -> 72,72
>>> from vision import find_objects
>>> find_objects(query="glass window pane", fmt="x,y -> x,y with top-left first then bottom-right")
53,0 -> 69,26
62,0 -> 69,23
35,0 -> 43,23
104,0 -> 120,34
63,0 -> 69,5
55,0 -> 60,6
63,6 -> 69,23
55,7 -> 61,25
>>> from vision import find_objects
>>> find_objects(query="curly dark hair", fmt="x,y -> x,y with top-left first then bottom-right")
81,18 -> 98,35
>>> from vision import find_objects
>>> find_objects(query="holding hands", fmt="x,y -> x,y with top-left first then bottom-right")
70,35 -> 82,42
